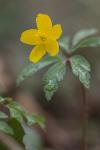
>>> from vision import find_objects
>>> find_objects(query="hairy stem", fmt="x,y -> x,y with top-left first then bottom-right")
81,84 -> 88,150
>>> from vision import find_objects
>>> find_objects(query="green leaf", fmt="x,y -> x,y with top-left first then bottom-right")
25,114 -> 36,125
70,55 -> 91,88
72,28 -> 98,47
26,113 -> 45,129
0,96 -> 12,104
7,101 -> 24,122
9,107 -> 23,122
7,101 -> 45,128
28,114 -> 45,129
0,121 -> 14,135
0,96 -> 5,103
59,36 -> 70,52
43,62 -> 66,101
23,125 -> 43,150
0,111 -> 8,119
74,37 -> 100,50
8,118 -> 25,144
16,55 -> 61,85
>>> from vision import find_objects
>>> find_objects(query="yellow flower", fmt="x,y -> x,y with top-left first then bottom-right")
20,13 -> 62,63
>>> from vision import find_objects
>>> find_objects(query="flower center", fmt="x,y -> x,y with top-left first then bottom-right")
40,36 -> 47,42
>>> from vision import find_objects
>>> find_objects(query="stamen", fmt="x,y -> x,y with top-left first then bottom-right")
40,36 -> 47,41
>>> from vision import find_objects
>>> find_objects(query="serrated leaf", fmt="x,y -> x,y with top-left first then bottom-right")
72,28 -> 98,47
74,37 -> 100,50
0,121 -> 14,135
70,55 -> 91,88
0,111 -> 8,119
26,113 -> 45,129
79,71 -> 91,88
17,55 -> 61,85
25,114 -> 36,126
7,101 -> 24,122
7,101 -> 45,128
43,62 -> 66,100
31,114 -> 45,129
9,107 -> 23,122
59,36 -> 70,52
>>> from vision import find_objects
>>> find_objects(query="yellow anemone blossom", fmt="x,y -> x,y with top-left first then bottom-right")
20,13 -> 62,63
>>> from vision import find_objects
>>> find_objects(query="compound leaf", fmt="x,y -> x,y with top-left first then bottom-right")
26,113 -> 45,129
72,28 -> 98,47
74,37 -> 100,50
7,101 -> 45,128
17,55 -> 61,85
7,101 -> 24,122
43,62 -> 66,101
70,55 -> 91,88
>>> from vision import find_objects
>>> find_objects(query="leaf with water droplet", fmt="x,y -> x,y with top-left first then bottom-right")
70,55 -> 91,88
43,62 -> 66,101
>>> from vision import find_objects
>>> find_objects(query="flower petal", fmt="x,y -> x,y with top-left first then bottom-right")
51,24 -> 62,40
29,45 -> 46,63
45,41 -> 59,56
20,29 -> 41,45
36,14 -> 52,31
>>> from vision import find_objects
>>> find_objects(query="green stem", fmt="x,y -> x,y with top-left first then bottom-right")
80,84 -> 88,150
67,57 -> 88,150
